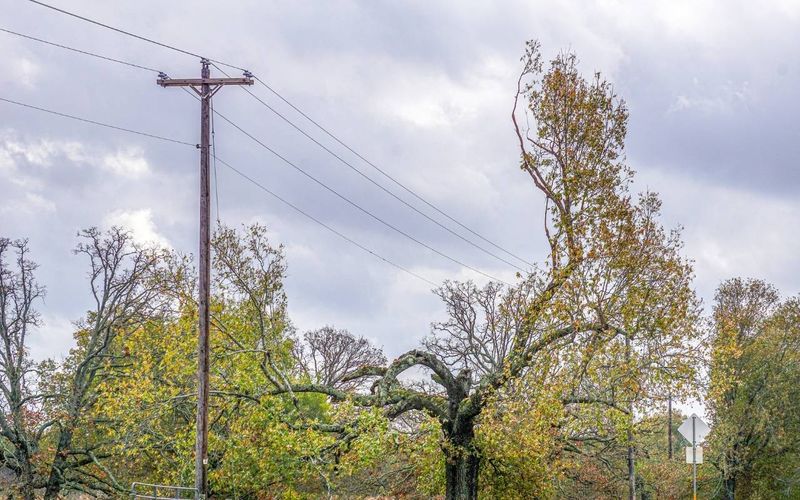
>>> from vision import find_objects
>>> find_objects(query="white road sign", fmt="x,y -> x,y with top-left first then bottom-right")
678,414 -> 710,444
685,446 -> 704,464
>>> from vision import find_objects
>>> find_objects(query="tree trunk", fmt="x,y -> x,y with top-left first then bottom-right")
18,453 -> 36,500
627,432 -> 636,500
43,427 -> 73,499
667,392 -> 673,460
625,331 -> 636,500
723,476 -> 735,500
445,447 -> 479,500
444,419 -> 479,500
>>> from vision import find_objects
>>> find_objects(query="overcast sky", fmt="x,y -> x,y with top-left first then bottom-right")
2,0 -> 799,414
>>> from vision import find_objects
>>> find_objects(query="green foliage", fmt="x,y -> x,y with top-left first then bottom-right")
706,279 -> 800,499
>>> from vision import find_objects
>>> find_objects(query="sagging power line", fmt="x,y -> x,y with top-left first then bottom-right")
0,95 -> 437,287
0,27 -> 161,73
178,82 -> 510,284
211,63 -> 527,273
24,0 -> 532,269
4,23 -> 514,283
210,106 -> 510,285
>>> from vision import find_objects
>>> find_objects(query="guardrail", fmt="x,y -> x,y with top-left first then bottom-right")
131,482 -> 196,499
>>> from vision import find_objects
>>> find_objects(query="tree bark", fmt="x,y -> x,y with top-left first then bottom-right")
445,447 -> 479,499
18,450 -> 36,500
723,476 -> 735,500
627,429 -> 636,500
43,426 -> 73,499
625,331 -> 636,500
444,419 -> 479,500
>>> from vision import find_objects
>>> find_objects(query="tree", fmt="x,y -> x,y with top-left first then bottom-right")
564,192 -> 701,499
253,42 -> 696,500
93,224 -> 398,497
297,326 -> 386,391
0,238 -> 45,500
706,278 -> 800,499
0,229 -> 164,498
93,224 -> 306,496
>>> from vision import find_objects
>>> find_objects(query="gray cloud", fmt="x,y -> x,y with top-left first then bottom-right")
1,0 -> 798,373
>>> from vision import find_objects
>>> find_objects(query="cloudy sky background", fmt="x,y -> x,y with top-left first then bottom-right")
2,0 -> 799,414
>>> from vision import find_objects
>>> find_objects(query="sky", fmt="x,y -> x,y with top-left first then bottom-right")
1,0 -> 799,416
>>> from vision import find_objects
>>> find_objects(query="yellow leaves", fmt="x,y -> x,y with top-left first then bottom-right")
473,372 -> 565,499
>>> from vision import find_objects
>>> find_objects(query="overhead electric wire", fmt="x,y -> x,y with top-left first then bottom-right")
9,11 -> 513,282
27,0 -> 246,72
209,105 -> 510,285
210,98 -> 221,222
0,95 -> 438,286
173,84 -> 509,284
211,63 -> 527,273
214,156 -> 437,287
252,75 -> 534,268
0,35 -> 508,289
24,0 -> 532,268
0,96 -> 196,147
0,27 -> 162,73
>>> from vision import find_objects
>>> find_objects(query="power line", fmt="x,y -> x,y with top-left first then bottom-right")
1,95 -> 438,286
180,87 -> 474,285
210,106 -> 511,285
211,98 -> 221,222
9,11 -> 514,282
0,27 -> 161,73
252,76 -> 534,268
214,156 -> 438,287
176,80 -> 509,284
23,0 -> 531,268
27,0 -> 246,72
0,96 -> 196,147
211,63 -> 527,273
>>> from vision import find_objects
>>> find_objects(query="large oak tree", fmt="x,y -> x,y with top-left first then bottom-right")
254,43 -> 698,499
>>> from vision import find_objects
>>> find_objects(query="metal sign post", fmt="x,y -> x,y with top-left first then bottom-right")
692,416 -> 697,500
678,413 -> 710,500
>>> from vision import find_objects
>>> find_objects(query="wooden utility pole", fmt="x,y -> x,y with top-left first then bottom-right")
668,391 -> 674,460
157,60 -> 252,499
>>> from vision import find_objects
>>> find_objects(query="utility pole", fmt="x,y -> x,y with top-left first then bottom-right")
668,391 -> 673,460
158,60 -> 252,499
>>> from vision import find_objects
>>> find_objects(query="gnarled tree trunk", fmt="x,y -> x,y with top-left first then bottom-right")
444,417 -> 479,500
43,425 -> 74,499
445,449 -> 479,500
723,476 -> 735,500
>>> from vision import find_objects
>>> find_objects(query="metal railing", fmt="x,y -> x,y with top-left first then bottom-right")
131,482 -> 196,499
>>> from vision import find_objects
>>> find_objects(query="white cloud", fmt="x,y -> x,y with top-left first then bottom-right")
29,313 -> 76,362
370,55 -> 513,129
0,192 -> 56,217
0,57 -> 42,90
0,133 -> 86,169
103,208 -> 171,248
101,147 -> 151,178
21,192 -> 56,213
636,166 -> 800,300
0,132 -> 150,178
668,80 -> 753,115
